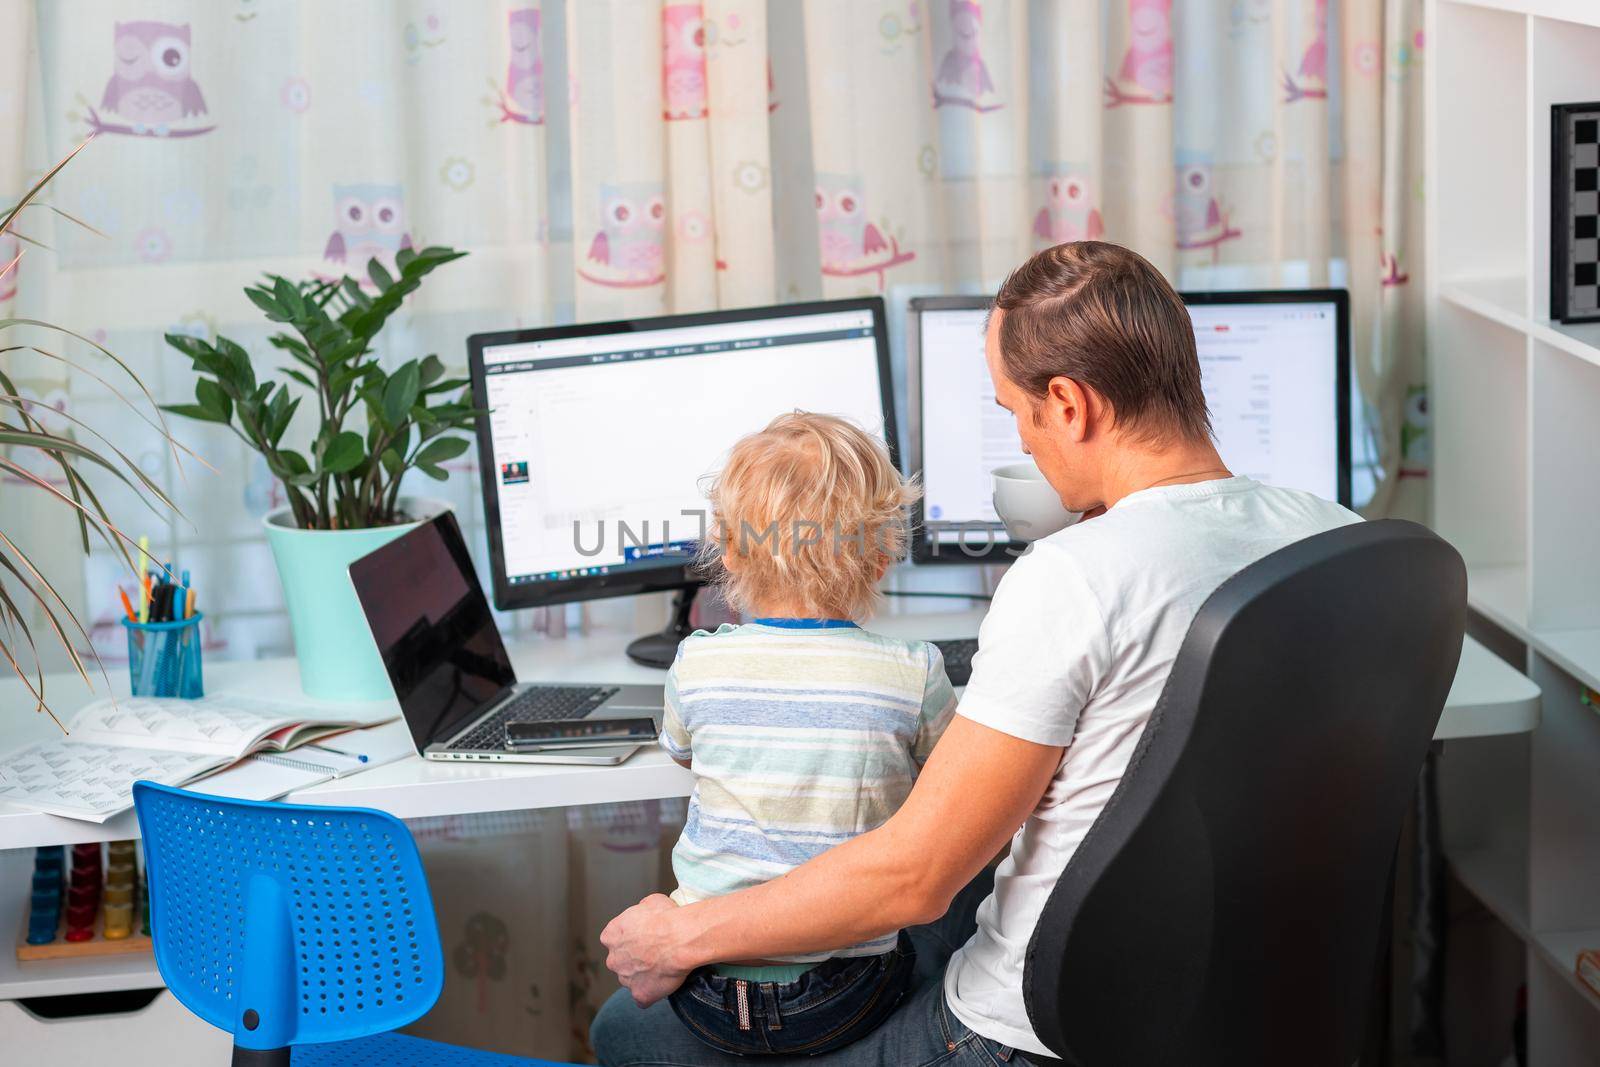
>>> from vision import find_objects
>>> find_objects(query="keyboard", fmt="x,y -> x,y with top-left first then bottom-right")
932,638 -> 979,687
447,685 -> 619,751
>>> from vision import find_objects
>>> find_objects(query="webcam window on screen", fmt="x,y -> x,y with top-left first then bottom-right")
478,308 -> 888,585
919,300 -> 1341,540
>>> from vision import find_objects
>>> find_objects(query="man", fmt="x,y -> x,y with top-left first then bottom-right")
593,242 -> 1359,1065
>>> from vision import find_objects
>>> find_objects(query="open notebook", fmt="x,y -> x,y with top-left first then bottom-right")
191,727 -> 416,803
0,693 -> 397,822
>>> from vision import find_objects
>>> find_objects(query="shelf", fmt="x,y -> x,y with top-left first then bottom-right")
0,850 -> 162,1001
1528,1 -> 1600,30
1441,0 -> 1600,25
1533,929 -> 1600,1010
1437,279 -> 1600,370
1530,317 -> 1600,370
1451,848 -> 1531,939
1462,565 -> 1600,693
1532,628 -> 1600,694
1439,0 -> 1532,15
1451,860 -> 1600,1017
1440,276 -> 1529,332
1433,3 -> 1527,280
1430,3 -> 1600,1057
1468,564 -> 1531,639
1431,311 -> 1527,571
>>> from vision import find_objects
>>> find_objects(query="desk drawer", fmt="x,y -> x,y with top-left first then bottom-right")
0,990 -> 228,1066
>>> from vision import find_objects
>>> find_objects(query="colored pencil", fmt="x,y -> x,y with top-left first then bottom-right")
136,536 -> 150,621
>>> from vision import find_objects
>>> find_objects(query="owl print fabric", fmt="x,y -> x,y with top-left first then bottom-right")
92,20 -> 214,137
1033,168 -> 1104,247
581,183 -> 667,289
662,3 -> 709,121
323,184 -> 413,279
502,7 -> 544,125
2,0 -> 1428,669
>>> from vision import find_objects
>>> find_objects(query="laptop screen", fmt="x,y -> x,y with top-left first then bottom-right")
349,512 -> 516,751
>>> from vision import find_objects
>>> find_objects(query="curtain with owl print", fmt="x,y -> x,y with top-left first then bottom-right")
560,0 -> 1426,516
0,0 -> 1425,669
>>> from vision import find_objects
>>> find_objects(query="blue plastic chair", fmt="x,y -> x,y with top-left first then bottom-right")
133,781 -> 572,1066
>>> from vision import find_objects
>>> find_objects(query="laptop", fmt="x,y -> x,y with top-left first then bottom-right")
348,512 -> 665,766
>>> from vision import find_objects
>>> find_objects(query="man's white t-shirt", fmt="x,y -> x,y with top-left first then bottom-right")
943,476 -> 1360,1056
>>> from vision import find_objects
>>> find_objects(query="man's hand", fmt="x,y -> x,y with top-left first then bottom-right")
597,717 -> 1061,1000
601,893 -> 690,1007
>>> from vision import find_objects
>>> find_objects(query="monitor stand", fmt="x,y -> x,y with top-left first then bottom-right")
625,586 -> 699,668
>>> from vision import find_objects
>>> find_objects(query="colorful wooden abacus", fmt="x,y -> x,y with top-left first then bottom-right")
15,840 -> 153,961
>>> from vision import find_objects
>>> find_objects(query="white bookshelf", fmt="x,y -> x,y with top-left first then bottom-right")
1428,0 -> 1600,1059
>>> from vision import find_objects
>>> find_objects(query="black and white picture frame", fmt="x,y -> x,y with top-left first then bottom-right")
1551,102 -> 1600,324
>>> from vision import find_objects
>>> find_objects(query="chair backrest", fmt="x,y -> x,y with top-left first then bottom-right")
134,782 -> 445,1053
1022,520 -> 1466,1067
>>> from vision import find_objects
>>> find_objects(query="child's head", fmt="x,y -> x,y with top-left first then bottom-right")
701,412 -> 918,621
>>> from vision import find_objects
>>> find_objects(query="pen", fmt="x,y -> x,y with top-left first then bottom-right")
309,742 -> 369,763
118,587 -> 136,622
136,536 -> 150,621
184,587 -> 196,620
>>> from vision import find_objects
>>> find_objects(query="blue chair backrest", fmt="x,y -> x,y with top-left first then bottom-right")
133,781 -> 446,1052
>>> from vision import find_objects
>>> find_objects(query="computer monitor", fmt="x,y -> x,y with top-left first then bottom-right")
467,298 -> 897,664
907,290 -> 1351,563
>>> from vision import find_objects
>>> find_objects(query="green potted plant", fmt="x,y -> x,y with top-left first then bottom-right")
164,247 -> 475,701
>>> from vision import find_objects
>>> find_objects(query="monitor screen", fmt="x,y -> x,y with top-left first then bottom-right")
469,299 -> 896,609
910,290 -> 1350,561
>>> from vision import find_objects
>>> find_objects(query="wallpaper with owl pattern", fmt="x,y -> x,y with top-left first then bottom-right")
0,0 -> 1426,677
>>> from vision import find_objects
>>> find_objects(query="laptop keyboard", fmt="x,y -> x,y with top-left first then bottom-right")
448,685 -> 619,751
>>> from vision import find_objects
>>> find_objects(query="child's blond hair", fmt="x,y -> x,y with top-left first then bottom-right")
700,412 -> 918,621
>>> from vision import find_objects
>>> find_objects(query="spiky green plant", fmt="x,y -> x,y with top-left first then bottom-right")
0,140 -> 191,726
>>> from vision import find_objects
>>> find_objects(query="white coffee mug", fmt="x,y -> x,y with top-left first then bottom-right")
992,461 -> 1081,542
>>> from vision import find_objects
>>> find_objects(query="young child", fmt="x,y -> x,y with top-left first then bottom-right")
660,411 -> 958,1057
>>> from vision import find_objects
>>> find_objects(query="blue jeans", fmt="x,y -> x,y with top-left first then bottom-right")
667,933 -> 917,1056
591,868 -> 1038,1066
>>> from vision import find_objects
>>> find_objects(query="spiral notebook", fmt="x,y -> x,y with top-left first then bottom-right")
191,734 -> 410,803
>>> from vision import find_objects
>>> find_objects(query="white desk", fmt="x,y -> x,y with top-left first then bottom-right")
0,608 -> 1542,1003
0,609 -> 1538,852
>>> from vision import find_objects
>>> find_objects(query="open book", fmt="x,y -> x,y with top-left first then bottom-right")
0,693 -> 398,822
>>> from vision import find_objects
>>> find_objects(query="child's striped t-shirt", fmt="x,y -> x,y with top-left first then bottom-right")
660,618 -> 958,963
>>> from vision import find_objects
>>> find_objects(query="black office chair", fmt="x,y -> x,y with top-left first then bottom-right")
1023,519 -> 1466,1067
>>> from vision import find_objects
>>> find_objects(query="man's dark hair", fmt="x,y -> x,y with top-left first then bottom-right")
992,241 -> 1212,442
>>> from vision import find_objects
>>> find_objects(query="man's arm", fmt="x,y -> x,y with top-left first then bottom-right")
601,714 -> 1063,1006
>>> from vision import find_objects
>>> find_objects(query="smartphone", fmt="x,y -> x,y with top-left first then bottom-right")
505,717 -> 659,750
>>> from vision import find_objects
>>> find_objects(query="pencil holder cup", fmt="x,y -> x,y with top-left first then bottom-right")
123,613 -> 204,699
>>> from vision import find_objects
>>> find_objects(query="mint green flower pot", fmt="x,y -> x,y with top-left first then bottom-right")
263,498 -> 447,702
